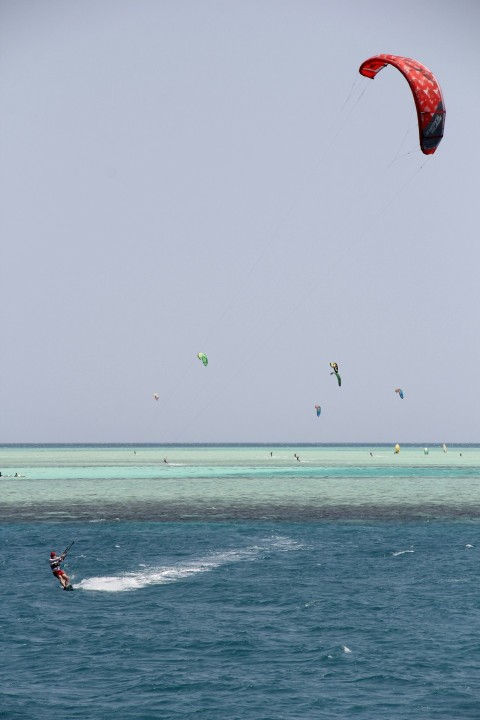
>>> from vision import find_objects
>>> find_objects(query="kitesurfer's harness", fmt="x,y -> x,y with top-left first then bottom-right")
49,541 -> 74,573
50,556 -> 63,572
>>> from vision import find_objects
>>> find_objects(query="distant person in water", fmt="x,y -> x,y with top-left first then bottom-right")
164,458 -> 168,464
49,550 -> 70,589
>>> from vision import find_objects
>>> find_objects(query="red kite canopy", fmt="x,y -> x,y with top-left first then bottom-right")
359,54 -> 445,155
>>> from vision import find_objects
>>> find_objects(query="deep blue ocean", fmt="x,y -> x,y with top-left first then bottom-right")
1,445 -> 480,719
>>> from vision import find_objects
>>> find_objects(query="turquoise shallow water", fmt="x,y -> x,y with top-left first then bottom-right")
1,445 -> 480,719
1,444 -> 480,521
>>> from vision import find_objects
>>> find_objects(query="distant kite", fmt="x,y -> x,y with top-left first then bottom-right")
153,393 -> 159,401
395,388 -> 404,399
359,54 -> 445,155
197,352 -> 208,367
315,405 -> 321,417
330,362 -> 341,387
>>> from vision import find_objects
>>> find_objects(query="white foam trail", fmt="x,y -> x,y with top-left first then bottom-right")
392,549 -> 414,557
76,542 -> 287,593
77,563 -> 214,592
342,646 -> 352,653
266,534 -> 306,551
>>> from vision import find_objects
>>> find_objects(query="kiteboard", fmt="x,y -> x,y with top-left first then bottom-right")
63,584 -> 74,591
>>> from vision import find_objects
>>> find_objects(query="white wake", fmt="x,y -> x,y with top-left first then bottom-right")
76,536 -> 301,593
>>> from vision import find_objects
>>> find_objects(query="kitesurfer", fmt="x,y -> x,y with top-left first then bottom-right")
49,550 -> 71,590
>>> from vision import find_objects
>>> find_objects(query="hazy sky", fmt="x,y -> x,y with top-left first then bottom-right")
1,0 -> 479,443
